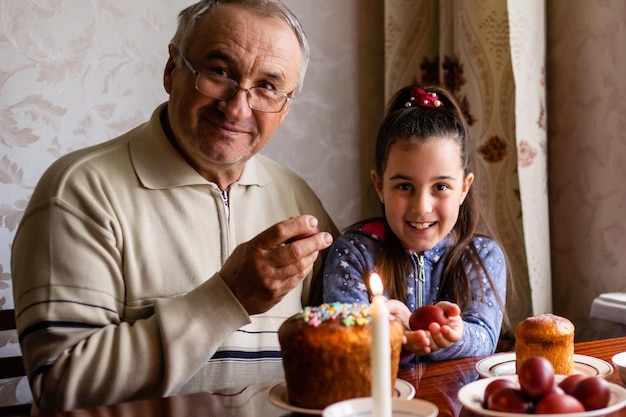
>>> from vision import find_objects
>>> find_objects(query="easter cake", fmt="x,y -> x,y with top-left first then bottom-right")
278,302 -> 404,410
515,313 -> 575,375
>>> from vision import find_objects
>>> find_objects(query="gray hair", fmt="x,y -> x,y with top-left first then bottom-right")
170,0 -> 310,94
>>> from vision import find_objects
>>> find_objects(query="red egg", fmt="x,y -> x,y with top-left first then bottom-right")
483,379 -> 518,408
547,385 -> 565,396
517,356 -> 555,400
487,387 -> 532,413
285,226 -> 321,243
558,374 -> 586,396
534,392 -> 585,414
572,376 -> 611,410
409,305 -> 449,331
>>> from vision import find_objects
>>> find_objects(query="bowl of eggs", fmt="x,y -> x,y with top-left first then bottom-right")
458,356 -> 626,416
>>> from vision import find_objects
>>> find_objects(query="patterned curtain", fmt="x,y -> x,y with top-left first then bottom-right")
384,0 -> 550,338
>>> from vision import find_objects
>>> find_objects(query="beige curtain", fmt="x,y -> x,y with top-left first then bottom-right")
384,0 -> 550,336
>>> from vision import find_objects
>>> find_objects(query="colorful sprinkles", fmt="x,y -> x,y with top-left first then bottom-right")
293,302 -> 372,327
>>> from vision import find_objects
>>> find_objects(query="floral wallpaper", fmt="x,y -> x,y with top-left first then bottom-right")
0,0 -> 189,309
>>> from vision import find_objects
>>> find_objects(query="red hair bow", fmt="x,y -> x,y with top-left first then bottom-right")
405,87 -> 443,109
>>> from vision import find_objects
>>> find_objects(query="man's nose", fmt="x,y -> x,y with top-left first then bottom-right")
217,88 -> 253,120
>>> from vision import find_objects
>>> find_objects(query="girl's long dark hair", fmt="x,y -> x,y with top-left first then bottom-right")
363,85 -> 507,323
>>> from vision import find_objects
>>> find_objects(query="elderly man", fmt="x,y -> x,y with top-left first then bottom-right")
11,0 -> 337,412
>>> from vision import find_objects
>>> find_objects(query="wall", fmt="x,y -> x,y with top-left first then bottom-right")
548,0 -> 626,341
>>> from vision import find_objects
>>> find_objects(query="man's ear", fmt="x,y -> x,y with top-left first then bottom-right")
164,44 -> 177,94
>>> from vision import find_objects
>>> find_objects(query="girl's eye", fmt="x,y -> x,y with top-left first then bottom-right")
396,183 -> 413,191
434,183 -> 449,191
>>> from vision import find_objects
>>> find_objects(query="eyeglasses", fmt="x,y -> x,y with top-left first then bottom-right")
181,55 -> 293,113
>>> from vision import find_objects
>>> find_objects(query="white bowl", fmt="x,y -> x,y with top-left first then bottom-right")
612,351 -> 626,385
458,374 -> 626,417
322,397 -> 438,417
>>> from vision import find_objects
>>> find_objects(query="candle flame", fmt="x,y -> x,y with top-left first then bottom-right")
370,273 -> 383,296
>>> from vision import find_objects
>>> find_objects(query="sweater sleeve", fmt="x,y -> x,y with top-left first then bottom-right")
322,232 -> 380,304
11,197 -> 250,413
425,237 -> 507,360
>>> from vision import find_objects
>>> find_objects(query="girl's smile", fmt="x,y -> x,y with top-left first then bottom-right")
407,221 -> 436,231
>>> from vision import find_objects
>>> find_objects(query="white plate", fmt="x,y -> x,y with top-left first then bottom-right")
476,353 -> 614,378
458,374 -> 626,417
323,397 -> 438,417
268,379 -> 416,415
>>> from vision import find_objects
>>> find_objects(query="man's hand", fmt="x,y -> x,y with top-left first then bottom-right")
220,215 -> 333,315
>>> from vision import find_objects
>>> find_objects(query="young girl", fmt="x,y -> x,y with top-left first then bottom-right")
323,85 -> 507,360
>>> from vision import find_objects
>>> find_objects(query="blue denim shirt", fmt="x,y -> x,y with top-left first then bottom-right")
322,220 -> 507,360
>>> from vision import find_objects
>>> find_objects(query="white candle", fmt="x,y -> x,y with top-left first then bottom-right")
370,273 -> 392,417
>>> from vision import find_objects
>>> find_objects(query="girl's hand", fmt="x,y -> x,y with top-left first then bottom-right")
402,301 -> 464,355
387,299 -> 434,355
386,299 -> 411,329
427,301 -> 463,352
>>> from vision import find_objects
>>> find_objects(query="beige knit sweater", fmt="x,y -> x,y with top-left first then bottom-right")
11,103 -> 336,412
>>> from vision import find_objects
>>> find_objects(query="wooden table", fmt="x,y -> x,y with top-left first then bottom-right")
40,336 -> 626,417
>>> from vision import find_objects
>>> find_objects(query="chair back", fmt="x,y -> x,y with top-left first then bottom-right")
0,309 -> 32,416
